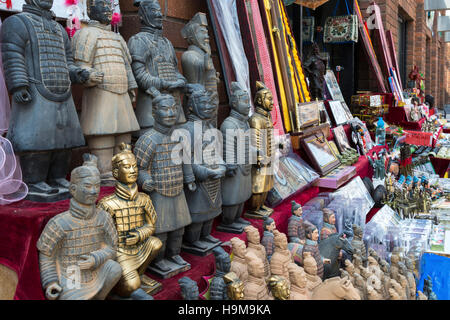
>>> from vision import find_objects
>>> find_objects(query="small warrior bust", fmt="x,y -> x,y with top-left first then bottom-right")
261,217 -> 277,261
98,143 -> 163,299
223,272 -> 245,300
128,0 -> 187,135
320,208 -> 337,240
351,224 -> 367,263
230,237 -> 249,283
218,82 -> 252,233
423,276 -> 438,300
244,252 -> 273,300
353,273 -> 367,300
302,222 -> 331,279
303,252 -> 322,294
270,230 -> 293,287
244,225 -> 270,278
288,201 -> 306,244
247,81 -> 276,219
366,275 -> 383,300
210,246 -> 231,300
268,275 -> 290,300
288,263 -> 308,300
37,154 -> 122,300
397,262 -> 411,299
72,0 -> 140,182
178,277 -> 199,300
303,43 -> 326,100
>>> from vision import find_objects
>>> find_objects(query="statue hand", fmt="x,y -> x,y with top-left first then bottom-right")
45,282 -> 62,300
78,254 -> 95,270
226,166 -> 237,177
13,87 -> 32,104
143,180 -> 156,193
129,89 -> 136,103
89,71 -> 104,84
167,79 -> 186,91
79,69 -> 90,83
187,182 -> 197,192
126,231 -> 140,246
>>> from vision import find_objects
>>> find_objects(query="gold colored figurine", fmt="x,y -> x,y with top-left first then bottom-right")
268,275 -> 290,300
37,154 -> 122,300
245,81 -> 275,219
223,272 -> 245,300
98,143 -> 163,299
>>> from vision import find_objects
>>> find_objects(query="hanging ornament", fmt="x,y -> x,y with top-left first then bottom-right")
65,0 -> 82,38
111,12 -> 121,33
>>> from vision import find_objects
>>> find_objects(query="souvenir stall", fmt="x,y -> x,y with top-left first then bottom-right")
0,0 -> 448,302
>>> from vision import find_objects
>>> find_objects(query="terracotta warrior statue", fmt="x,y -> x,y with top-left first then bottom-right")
351,225 -> 367,263
261,217 -> 277,261
303,43 -> 326,100
98,143 -> 162,299
288,201 -> 306,244
270,230 -> 293,287
1,0 -> 89,201
134,93 -> 195,277
244,252 -> 273,300
397,262 -> 411,300
37,154 -> 122,299
366,275 -> 383,300
244,225 -> 270,278
303,252 -> 322,297
178,276 -> 199,300
72,0 -> 139,183
181,12 -> 220,126
217,82 -> 252,234
181,84 -> 225,254
268,275 -> 290,300
353,273 -> 367,300
379,260 -> 391,300
246,81 -> 276,219
302,222 -> 331,279
320,208 -> 337,241
128,0 -> 186,136
210,246 -> 231,300
230,237 -> 248,283
404,257 -> 417,300
288,263 -> 309,300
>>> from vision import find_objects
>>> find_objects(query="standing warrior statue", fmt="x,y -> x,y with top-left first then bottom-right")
303,43 -> 327,101
37,154 -> 122,300
288,201 -> 306,244
72,0 -> 139,184
98,143 -> 163,299
0,0 -> 89,201
134,93 -> 195,278
217,82 -> 252,234
128,0 -> 186,136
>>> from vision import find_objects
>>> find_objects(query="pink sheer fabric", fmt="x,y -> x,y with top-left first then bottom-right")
0,18 -> 28,205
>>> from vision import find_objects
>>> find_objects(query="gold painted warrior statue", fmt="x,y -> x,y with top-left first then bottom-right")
98,143 -> 162,299
246,81 -> 275,219
37,154 -> 122,300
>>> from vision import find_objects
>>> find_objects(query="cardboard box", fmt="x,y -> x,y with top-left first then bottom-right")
313,165 -> 356,189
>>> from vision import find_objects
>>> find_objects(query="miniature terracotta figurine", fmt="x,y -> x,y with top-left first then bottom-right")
404,258 -> 417,300
230,237 -> 248,283
417,290 -> 428,300
1,0 -> 89,201
353,273 -> 367,300
397,262 -> 411,300
181,84 -> 225,255
423,276 -> 438,300
128,0 -> 186,136
178,277 -> 199,300
210,246 -> 231,300
37,154 -> 122,300
72,0 -> 139,183
379,260 -> 391,300
98,143 -> 162,299
270,230 -> 293,287
261,217 -> 277,261
320,233 -> 354,279
244,252 -> 273,300
223,272 -> 245,300
320,208 -> 337,240
268,275 -> 290,300
244,225 -> 270,278
134,93 -> 195,278
344,259 -> 356,282
351,225 -> 367,263
303,252 -> 322,295
288,201 -> 306,244
302,222 -> 331,279
217,82 -> 252,234
181,12 -> 220,125
311,277 -> 360,300
389,279 -> 406,300
366,275 -> 383,300
288,263 -> 309,300
246,81 -> 276,219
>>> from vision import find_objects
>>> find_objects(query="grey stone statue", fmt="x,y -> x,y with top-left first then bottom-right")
128,0 -> 187,137
210,246 -> 231,300
351,224 -> 367,264
181,83 -> 225,256
0,0 -> 89,202
303,43 -> 326,101
216,82 -> 252,234
178,277 -> 199,300
134,93 -> 195,279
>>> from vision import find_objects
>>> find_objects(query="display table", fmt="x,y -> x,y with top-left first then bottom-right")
385,106 -> 427,131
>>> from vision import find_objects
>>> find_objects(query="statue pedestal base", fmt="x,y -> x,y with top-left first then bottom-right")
148,261 -> 191,279
141,274 -> 162,295
181,240 -> 221,257
25,188 -> 70,202
215,222 -> 247,234
244,208 -> 273,220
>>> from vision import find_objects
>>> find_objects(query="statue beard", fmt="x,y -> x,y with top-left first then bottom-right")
197,40 -> 211,55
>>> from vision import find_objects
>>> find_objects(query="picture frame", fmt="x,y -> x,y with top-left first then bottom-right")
332,125 -> 352,153
301,131 -> 341,176
294,101 -> 320,131
324,70 -> 345,101
328,100 -> 349,126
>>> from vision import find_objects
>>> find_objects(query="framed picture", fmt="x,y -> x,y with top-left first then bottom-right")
328,100 -> 348,126
301,132 -> 341,176
332,125 -> 352,153
340,101 -> 353,121
324,70 -> 345,101
294,101 -> 320,131
318,100 -> 331,125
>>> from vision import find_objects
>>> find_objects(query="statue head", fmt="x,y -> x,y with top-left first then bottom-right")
25,0 -> 53,10
304,221 -> 319,241
288,263 -> 307,288
223,272 -> 245,300
254,81 -> 273,112
230,237 -> 246,259
230,82 -> 250,116
245,252 -> 265,278
263,217 -> 276,233
87,0 -> 113,25
268,275 -> 290,300
134,0 -> 163,29
185,84 -> 215,120
380,260 -> 390,274
303,252 -> 317,276
273,230 -> 287,250
323,208 -> 336,225
244,225 -> 260,244
352,224 -> 363,239
152,93 -> 178,127
111,143 -> 138,185
70,154 -> 101,205
291,201 -> 302,216
181,12 -> 211,54
178,277 -> 199,300
213,246 -> 231,274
